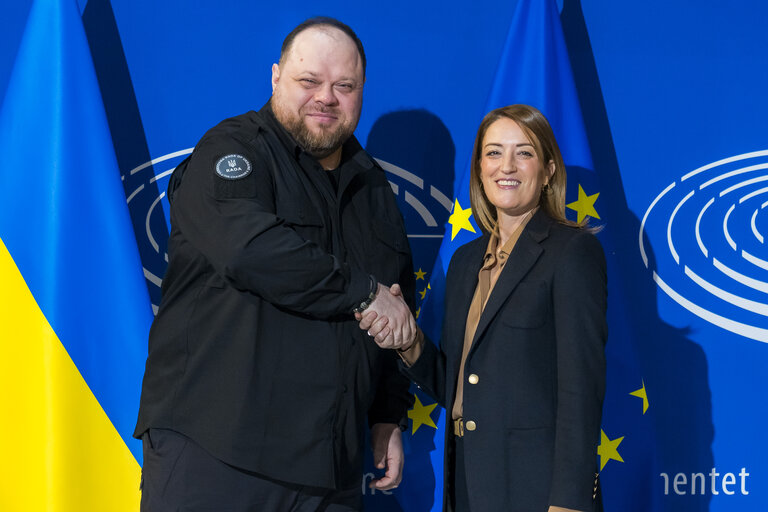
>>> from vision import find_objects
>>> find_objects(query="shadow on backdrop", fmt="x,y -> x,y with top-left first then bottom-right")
364,109 -> 456,512
562,1 -> 714,511
367,109 -> 456,298
83,0 -> 167,307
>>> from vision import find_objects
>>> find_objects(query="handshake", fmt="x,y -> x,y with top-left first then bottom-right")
354,283 -> 418,351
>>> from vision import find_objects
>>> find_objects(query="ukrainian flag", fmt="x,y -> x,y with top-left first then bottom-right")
0,0 -> 153,509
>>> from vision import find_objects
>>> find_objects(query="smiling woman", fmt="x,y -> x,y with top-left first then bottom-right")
469,104 -> 581,239
478,116 -> 553,230
384,104 -> 608,511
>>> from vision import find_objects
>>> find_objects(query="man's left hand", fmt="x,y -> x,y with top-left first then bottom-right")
369,423 -> 404,490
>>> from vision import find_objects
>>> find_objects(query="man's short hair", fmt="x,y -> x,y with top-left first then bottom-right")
280,17 -> 367,76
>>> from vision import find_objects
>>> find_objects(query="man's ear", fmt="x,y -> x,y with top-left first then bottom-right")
271,63 -> 280,93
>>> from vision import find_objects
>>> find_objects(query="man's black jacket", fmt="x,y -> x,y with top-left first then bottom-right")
134,103 -> 414,490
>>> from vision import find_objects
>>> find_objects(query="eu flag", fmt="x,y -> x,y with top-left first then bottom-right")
0,0 -> 153,509
411,0 -> 657,510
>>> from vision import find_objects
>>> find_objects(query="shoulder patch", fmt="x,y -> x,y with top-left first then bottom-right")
215,154 -> 252,180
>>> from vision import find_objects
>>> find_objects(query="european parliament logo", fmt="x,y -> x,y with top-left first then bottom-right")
123,148 -> 193,311
639,150 -> 768,343
375,158 -> 453,236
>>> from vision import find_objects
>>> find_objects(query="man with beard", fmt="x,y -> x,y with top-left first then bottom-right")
134,17 -> 417,512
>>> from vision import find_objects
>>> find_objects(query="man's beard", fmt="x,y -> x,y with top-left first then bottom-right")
272,96 -> 357,159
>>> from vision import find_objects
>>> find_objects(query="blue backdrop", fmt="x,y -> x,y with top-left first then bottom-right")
1,1 -> 766,511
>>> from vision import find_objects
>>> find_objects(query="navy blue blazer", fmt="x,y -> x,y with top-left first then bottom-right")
404,209 -> 607,511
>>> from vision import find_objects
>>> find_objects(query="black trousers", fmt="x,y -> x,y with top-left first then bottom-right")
140,428 -> 362,512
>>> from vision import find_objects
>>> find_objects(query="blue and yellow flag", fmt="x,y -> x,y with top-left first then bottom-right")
0,0 -> 153,509
418,0 -> 596,341
408,0 -> 657,510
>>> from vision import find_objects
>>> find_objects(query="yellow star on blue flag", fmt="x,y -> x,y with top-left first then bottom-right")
630,380 -> 650,414
566,184 -> 600,223
408,394 -> 438,434
448,199 -> 476,241
598,429 -> 624,471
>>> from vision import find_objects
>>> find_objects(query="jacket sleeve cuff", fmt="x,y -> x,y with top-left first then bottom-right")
367,353 -> 414,429
397,328 -> 424,366
348,272 -> 376,314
